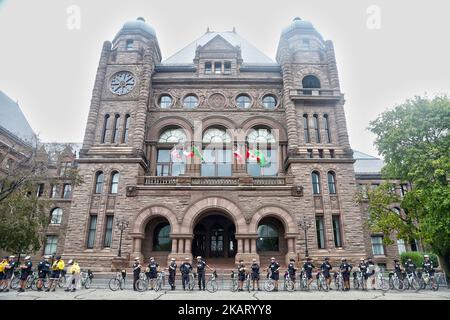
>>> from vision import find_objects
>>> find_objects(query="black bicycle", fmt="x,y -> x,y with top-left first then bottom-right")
109,270 -> 126,291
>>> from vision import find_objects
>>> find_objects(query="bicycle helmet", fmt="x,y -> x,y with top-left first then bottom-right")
171,258 -> 176,261
360,258 -> 365,261
185,257 -> 190,260
68,259 -> 73,264
25,256 -> 31,260
134,257 -> 140,260
424,255 -> 429,258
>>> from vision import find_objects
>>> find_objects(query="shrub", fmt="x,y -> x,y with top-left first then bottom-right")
400,252 -> 439,268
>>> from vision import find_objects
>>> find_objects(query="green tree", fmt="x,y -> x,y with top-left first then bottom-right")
360,95 -> 450,285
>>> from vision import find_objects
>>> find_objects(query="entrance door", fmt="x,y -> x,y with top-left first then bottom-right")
210,224 -> 224,258
193,225 -> 206,257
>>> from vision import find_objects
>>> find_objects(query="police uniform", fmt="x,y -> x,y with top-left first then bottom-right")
0,259 -> 7,281
237,265 -> 246,282
359,262 -> 368,279
268,261 -> 280,280
168,261 -> 177,289
340,262 -> 352,281
38,260 -> 51,279
423,260 -> 435,276
20,260 -> 32,281
147,261 -> 158,279
303,262 -> 314,279
404,261 -> 416,275
180,262 -> 192,290
288,262 -> 297,280
132,261 -> 141,291
5,260 -> 16,280
251,263 -> 260,280
51,259 -> 64,279
320,261 -> 332,279
197,259 -> 207,290
394,261 -> 402,277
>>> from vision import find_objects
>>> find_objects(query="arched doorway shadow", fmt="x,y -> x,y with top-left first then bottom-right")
191,211 -> 237,264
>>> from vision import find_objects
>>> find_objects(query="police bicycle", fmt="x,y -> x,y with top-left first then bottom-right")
388,272 -> 404,291
416,271 -> 439,292
206,270 -> 218,293
80,270 -> 94,289
374,271 -> 389,291
263,270 -> 276,292
230,271 -> 238,292
299,269 -> 309,291
154,271 -> 166,292
316,271 -> 329,292
402,272 -> 419,290
31,272 -> 49,290
283,271 -> 295,292
353,271 -> 367,290
334,271 -> 345,291
187,271 -> 196,291
109,270 -> 126,291
244,272 -> 252,293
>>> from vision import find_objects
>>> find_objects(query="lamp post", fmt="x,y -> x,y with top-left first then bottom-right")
298,216 -> 312,257
116,218 -> 129,257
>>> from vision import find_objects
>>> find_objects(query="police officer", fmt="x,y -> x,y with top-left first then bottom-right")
266,257 -> 280,291
196,256 -> 213,291
237,260 -> 246,292
287,258 -> 297,283
47,255 -> 64,292
358,258 -> 368,290
180,257 -> 193,291
132,257 -> 141,291
250,259 -> 260,291
366,257 -> 376,289
422,255 -> 435,277
404,257 -> 416,276
393,259 -> 403,279
18,256 -> 33,292
320,257 -> 333,289
0,256 -> 8,292
168,258 -> 177,290
3,256 -> 17,293
36,255 -> 51,291
339,258 -> 352,291
147,257 -> 159,290
303,257 -> 315,290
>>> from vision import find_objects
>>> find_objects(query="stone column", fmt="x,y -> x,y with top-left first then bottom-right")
178,238 -> 185,254
251,239 -> 257,254
244,239 -> 250,254
237,239 -> 243,253
171,239 -> 178,254
184,239 -> 192,255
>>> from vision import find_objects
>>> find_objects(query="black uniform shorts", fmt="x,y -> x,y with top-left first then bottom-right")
38,271 -> 48,279
238,273 -> 246,281
251,272 -> 259,280
270,272 -> 279,281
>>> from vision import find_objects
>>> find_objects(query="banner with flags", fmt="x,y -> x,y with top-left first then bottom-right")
233,147 -> 244,164
246,148 -> 267,167
170,147 -> 182,162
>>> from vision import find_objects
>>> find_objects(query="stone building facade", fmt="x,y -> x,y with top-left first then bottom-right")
57,17 -> 373,271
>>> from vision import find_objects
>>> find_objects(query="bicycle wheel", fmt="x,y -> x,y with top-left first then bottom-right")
353,277 -> 359,290
136,279 -> 148,292
246,278 -> 251,293
415,278 -> 424,292
206,280 -> 218,293
231,280 -> 238,292
10,276 -> 20,289
264,280 -> 275,292
430,278 -> 439,291
378,276 -> 389,291
58,276 -> 66,288
84,278 -> 92,289
321,278 -> 329,292
285,280 -> 295,292
26,276 -> 34,289
154,278 -> 163,292
108,278 -> 121,291
393,278 -> 403,291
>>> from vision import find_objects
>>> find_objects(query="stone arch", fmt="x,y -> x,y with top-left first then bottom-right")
202,115 -> 237,131
240,116 -> 288,142
147,116 -> 193,142
133,205 -> 180,235
295,66 -> 331,88
181,197 -> 247,234
249,205 -> 297,234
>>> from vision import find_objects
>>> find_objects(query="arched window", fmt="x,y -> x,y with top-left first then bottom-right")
111,114 -> 120,143
101,114 -> 110,143
312,171 -> 321,195
153,223 -> 171,251
313,114 -> 320,143
201,128 -> 232,177
302,75 -> 321,95
246,128 -> 277,177
327,171 -> 336,194
157,128 -> 188,176
324,114 -> 331,143
122,114 -> 130,143
110,171 -> 120,194
50,208 -> 63,224
303,114 -> 310,143
257,224 -> 279,251
183,95 -> 199,108
94,171 -> 104,194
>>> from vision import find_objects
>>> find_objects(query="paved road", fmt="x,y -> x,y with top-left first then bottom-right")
1,287 -> 449,300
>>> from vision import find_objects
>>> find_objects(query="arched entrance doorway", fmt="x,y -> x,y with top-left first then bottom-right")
141,217 -> 172,264
256,217 -> 288,265
192,212 -> 237,261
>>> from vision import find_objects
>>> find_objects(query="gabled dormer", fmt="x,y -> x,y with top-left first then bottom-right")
194,33 -> 243,77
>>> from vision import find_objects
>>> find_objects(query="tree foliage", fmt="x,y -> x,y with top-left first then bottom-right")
359,95 -> 450,283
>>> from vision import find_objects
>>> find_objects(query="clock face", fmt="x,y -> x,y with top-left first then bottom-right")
110,71 -> 136,96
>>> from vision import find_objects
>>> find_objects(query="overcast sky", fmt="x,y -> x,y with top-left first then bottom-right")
1,0 -> 449,157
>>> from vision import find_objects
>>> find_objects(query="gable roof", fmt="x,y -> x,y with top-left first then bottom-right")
0,90 -> 35,144
162,31 -> 276,65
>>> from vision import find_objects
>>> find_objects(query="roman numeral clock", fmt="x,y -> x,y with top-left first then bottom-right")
109,71 -> 136,95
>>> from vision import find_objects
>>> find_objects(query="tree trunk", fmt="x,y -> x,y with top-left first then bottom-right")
438,250 -> 450,288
